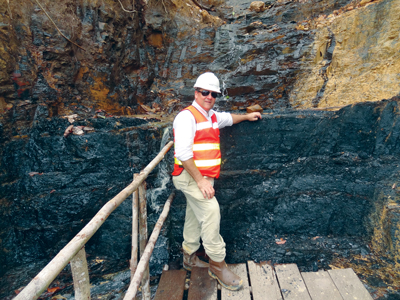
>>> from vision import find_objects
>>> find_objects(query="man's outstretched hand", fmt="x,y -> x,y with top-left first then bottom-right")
247,112 -> 262,121
232,112 -> 262,124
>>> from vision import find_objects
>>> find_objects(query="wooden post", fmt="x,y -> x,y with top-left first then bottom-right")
70,247 -> 90,300
15,141 -> 173,300
123,192 -> 175,300
139,181 -> 151,300
131,174 -> 139,280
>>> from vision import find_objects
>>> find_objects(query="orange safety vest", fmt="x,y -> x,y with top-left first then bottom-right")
172,105 -> 221,178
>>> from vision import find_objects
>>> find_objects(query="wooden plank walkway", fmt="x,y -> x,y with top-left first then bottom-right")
154,261 -> 373,300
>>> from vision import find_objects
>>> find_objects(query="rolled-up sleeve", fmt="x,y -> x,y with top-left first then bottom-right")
173,110 -> 196,162
215,111 -> 233,129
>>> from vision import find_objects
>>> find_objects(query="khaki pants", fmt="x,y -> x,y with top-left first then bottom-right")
173,170 -> 226,262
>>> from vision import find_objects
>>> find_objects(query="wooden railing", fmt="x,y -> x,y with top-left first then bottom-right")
14,141 -> 174,300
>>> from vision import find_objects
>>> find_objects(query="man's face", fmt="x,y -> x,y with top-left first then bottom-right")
194,89 -> 217,112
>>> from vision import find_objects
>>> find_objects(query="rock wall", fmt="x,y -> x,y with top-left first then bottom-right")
1,0 -> 399,120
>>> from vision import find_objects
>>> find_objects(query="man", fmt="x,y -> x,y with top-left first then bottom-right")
172,72 -> 261,291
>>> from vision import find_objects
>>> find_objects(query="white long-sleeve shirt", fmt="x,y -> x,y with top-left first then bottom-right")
173,100 -> 233,162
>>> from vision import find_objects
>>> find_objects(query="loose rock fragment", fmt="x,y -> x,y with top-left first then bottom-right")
65,114 -> 78,124
73,126 -> 85,136
246,104 -> 263,113
249,1 -> 266,12
83,126 -> 95,132
64,125 -> 74,137
64,125 -> 90,137
276,238 -> 286,245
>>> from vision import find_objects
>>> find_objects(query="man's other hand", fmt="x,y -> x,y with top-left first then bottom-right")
197,178 -> 215,199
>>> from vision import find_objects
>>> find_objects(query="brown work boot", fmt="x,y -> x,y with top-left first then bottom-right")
208,259 -> 243,291
183,251 -> 209,271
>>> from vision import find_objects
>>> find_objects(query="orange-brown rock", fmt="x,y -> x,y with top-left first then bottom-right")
289,0 -> 400,109
200,10 -> 224,26
246,104 -> 263,113
249,1 -> 266,12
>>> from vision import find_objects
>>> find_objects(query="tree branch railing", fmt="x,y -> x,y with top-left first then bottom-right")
14,140 -> 174,300
124,191 -> 175,300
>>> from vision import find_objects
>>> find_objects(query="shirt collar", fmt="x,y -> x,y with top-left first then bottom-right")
192,100 -> 213,118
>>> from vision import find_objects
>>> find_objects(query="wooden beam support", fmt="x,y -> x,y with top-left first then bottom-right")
70,247 -> 90,300
139,181 -> 150,300
131,174 -> 139,280
123,192 -> 175,300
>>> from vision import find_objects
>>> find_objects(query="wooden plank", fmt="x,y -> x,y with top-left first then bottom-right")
221,263 -> 251,300
301,271 -> 343,300
247,261 -> 282,300
154,269 -> 187,300
274,264 -> 311,300
328,268 -> 373,300
188,267 -> 218,300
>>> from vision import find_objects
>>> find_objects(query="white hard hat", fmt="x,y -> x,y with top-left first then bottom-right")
193,72 -> 221,93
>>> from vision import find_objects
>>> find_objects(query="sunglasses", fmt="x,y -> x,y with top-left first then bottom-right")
196,89 -> 220,98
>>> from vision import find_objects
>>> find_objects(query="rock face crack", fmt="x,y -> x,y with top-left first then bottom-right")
312,28 -> 336,108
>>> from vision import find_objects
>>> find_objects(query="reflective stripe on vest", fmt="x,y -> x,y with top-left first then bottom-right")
172,105 -> 221,178
175,157 -> 221,167
193,143 -> 220,151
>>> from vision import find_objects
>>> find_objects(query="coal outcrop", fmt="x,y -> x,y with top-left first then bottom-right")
170,99 -> 400,266
0,114 -> 172,295
2,98 -> 400,298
